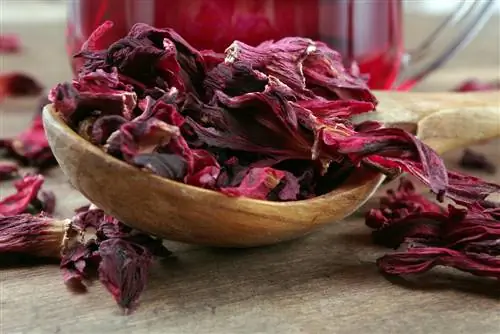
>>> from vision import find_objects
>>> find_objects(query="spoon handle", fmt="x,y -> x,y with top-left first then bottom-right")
353,91 -> 500,154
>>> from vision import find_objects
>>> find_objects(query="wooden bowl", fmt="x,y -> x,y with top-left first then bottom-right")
42,104 -> 383,247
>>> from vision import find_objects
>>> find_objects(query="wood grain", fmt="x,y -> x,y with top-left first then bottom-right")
1,14 -> 500,334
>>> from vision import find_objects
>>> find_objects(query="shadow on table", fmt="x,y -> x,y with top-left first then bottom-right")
384,273 -> 500,300
142,225 -> 500,312
0,253 -> 59,267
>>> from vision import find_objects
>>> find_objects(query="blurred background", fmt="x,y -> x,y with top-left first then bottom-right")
0,0 -> 499,91
1,0 -> 500,24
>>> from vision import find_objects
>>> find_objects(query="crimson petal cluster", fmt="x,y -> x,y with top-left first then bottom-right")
49,21 -> 452,201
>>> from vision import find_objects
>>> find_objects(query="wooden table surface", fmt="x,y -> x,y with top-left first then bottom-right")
1,14 -> 499,334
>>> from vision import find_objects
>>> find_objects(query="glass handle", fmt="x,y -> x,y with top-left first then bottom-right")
394,0 -> 498,91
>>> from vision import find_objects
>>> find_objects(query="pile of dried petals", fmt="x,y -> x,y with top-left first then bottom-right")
366,177 -> 500,279
0,21 -> 499,313
46,22 -> 498,283
50,21 -> 466,202
0,173 -> 170,311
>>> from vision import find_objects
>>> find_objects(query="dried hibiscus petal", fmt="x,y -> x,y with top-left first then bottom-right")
76,22 -> 207,96
60,238 -> 100,291
220,167 -> 287,200
225,38 -> 377,103
203,61 -> 268,98
445,170 -> 500,207
49,68 -> 137,124
186,85 -> 313,159
0,174 -> 55,216
366,178 -> 500,281
0,73 -> 43,101
71,203 -> 105,230
91,115 -> 127,144
454,79 -> 500,92
110,117 -> 181,161
377,247 -> 500,279
95,214 -> 170,258
184,149 -> 221,188
365,178 -> 446,248
60,205 -> 170,310
98,238 -> 153,311
332,127 -> 449,200
94,214 -> 170,310
0,161 -> 19,180
0,114 -> 55,169
132,153 -> 187,180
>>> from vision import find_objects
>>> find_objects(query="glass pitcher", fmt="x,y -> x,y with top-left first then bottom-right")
66,0 -> 497,90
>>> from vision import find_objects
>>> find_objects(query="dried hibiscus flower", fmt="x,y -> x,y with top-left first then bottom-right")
0,174 -> 56,216
49,22 -> 460,204
0,161 -> 19,180
0,34 -> 21,53
0,112 -> 56,169
0,196 -> 170,311
0,72 -> 43,101
59,205 -> 170,311
454,79 -> 500,92
366,178 -> 500,280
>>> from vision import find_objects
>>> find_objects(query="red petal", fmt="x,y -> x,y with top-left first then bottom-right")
0,161 -> 19,180
0,34 -> 21,53
98,239 -> 153,311
0,174 -> 44,216
220,167 -> 286,200
0,73 -> 42,101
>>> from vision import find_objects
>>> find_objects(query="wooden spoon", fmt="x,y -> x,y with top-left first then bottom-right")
42,91 -> 500,247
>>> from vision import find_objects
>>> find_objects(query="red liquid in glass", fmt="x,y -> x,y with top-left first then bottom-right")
67,0 -> 403,89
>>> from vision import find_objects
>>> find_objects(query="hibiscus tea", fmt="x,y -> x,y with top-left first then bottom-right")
66,0 -> 403,89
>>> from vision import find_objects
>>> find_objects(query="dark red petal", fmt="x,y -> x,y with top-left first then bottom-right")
98,239 -> 153,311
454,79 -> 500,92
335,128 -> 449,199
220,167 -> 286,200
0,161 -> 19,180
70,203 -> 105,231
79,20 -> 114,52
445,170 -> 500,207
132,153 -> 187,180
117,118 -> 181,161
0,114 -> 55,168
61,239 -> 100,291
0,73 -> 43,101
377,247 -> 500,279
0,174 -> 45,216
